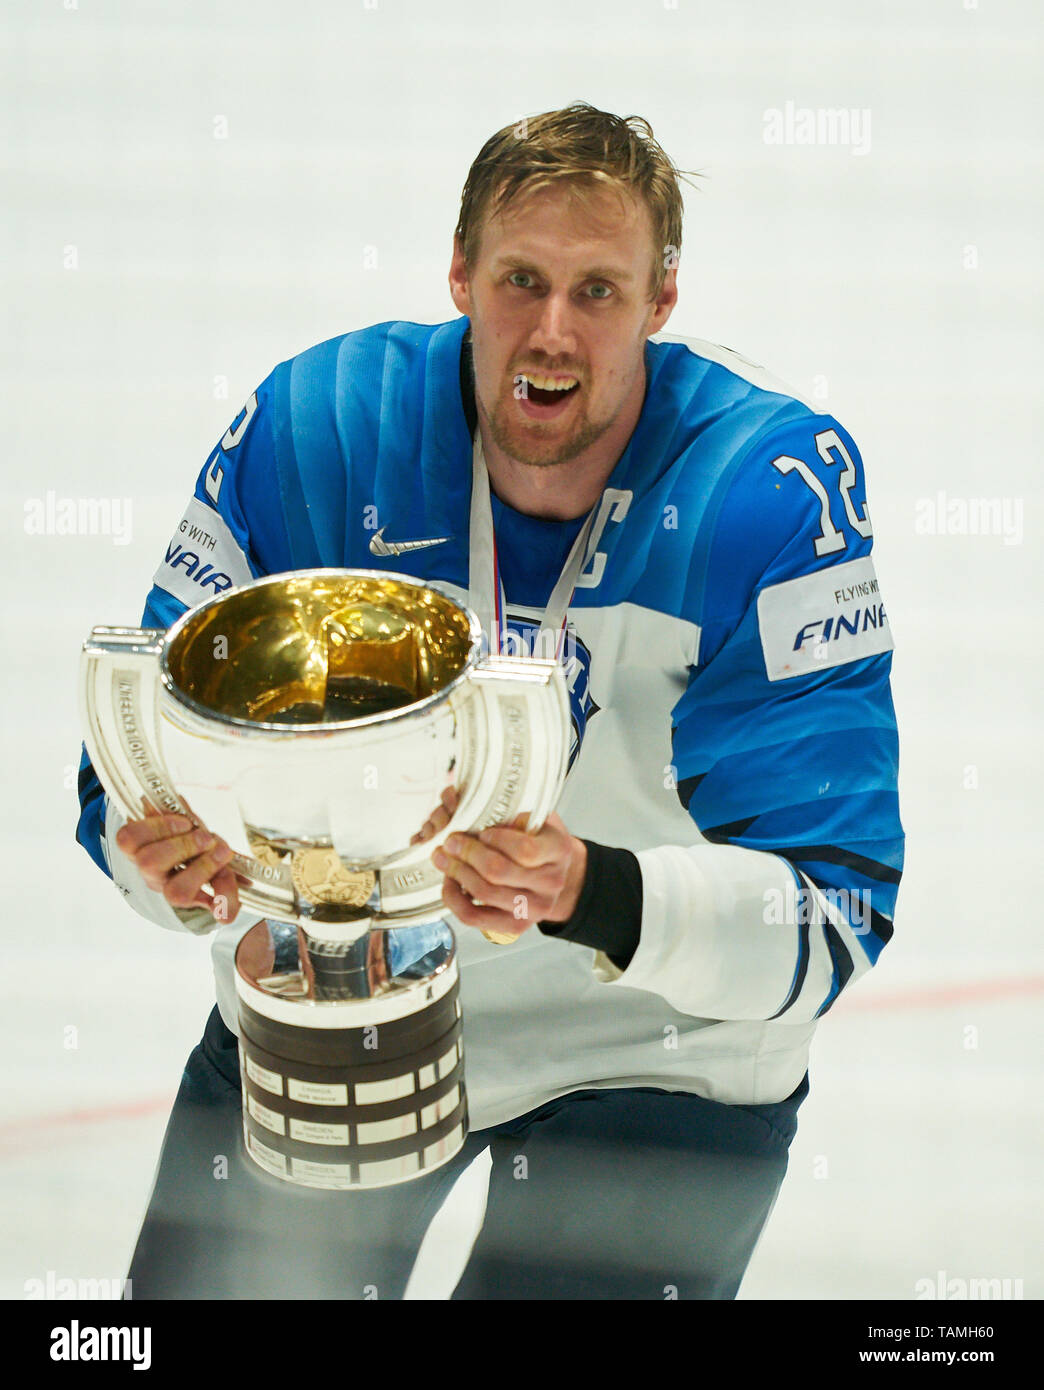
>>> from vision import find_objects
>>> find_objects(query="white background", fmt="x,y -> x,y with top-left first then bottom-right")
2,0 -> 1040,1301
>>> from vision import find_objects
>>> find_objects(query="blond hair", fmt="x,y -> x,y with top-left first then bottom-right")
455,103 -> 698,298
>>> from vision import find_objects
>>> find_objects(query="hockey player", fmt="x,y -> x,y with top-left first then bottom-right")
76,103 -> 904,1299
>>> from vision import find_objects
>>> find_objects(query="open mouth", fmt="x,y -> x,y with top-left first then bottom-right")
516,372 -> 581,416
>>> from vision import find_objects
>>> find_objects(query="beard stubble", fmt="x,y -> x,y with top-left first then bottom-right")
480,386 -> 620,470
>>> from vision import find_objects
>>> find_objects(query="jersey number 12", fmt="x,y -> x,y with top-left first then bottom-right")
770,428 -> 873,556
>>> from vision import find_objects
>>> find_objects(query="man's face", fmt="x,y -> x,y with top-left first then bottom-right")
449,182 -> 677,469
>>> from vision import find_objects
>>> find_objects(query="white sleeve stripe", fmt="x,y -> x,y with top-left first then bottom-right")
593,843 -> 872,1024
615,843 -> 820,1020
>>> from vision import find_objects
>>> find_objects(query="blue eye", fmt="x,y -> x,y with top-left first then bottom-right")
508,272 -> 533,289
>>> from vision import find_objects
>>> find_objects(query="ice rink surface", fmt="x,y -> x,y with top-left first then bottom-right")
2,0 -> 1040,1302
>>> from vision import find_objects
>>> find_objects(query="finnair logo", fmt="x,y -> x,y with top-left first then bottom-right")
758,557 -> 893,681
793,602 -> 888,653
153,495 -> 254,605
163,540 -> 235,594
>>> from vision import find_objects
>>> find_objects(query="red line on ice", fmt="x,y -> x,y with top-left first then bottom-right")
0,1093 -> 175,1150
2,976 -> 1043,1144
834,974 -> 1044,1013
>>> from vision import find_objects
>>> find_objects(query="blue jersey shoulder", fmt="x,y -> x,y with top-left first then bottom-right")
271,317 -> 473,582
578,336 -> 866,625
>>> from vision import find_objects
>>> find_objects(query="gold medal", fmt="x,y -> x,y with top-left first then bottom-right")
290,848 -> 377,908
250,841 -> 289,871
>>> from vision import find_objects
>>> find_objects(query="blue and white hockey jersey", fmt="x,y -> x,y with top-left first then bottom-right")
76,316 -> 904,1125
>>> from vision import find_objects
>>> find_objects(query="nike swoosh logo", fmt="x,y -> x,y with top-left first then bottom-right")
368,527 -> 451,558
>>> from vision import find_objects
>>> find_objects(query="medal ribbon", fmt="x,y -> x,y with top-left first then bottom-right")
468,432 -> 601,661
467,432 -> 603,946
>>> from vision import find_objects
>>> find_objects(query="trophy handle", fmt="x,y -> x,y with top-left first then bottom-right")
453,655 -> 572,837
80,627 -> 299,925
80,628 -> 190,823
435,656 -> 572,945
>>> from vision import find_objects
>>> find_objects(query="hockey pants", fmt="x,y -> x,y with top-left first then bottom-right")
126,1005 -> 808,1300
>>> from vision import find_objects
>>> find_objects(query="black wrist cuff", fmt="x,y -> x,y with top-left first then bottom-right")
537,841 -> 643,970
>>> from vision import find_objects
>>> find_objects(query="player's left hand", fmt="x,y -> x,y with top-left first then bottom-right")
432,815 -> 587,941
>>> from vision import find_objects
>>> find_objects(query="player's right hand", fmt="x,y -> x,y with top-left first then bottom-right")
115,811 -> 241,922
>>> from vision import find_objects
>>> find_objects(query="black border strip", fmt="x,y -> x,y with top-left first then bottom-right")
238,983 -> 458,1067
783,843 -> 903,885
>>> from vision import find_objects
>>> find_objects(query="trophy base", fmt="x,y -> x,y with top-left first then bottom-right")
234,922 -> 468,1190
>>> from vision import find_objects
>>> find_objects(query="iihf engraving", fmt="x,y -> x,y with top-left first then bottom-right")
113,672 -> 180,812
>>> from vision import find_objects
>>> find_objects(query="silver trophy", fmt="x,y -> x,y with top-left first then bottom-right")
81,570 -> 570,1189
